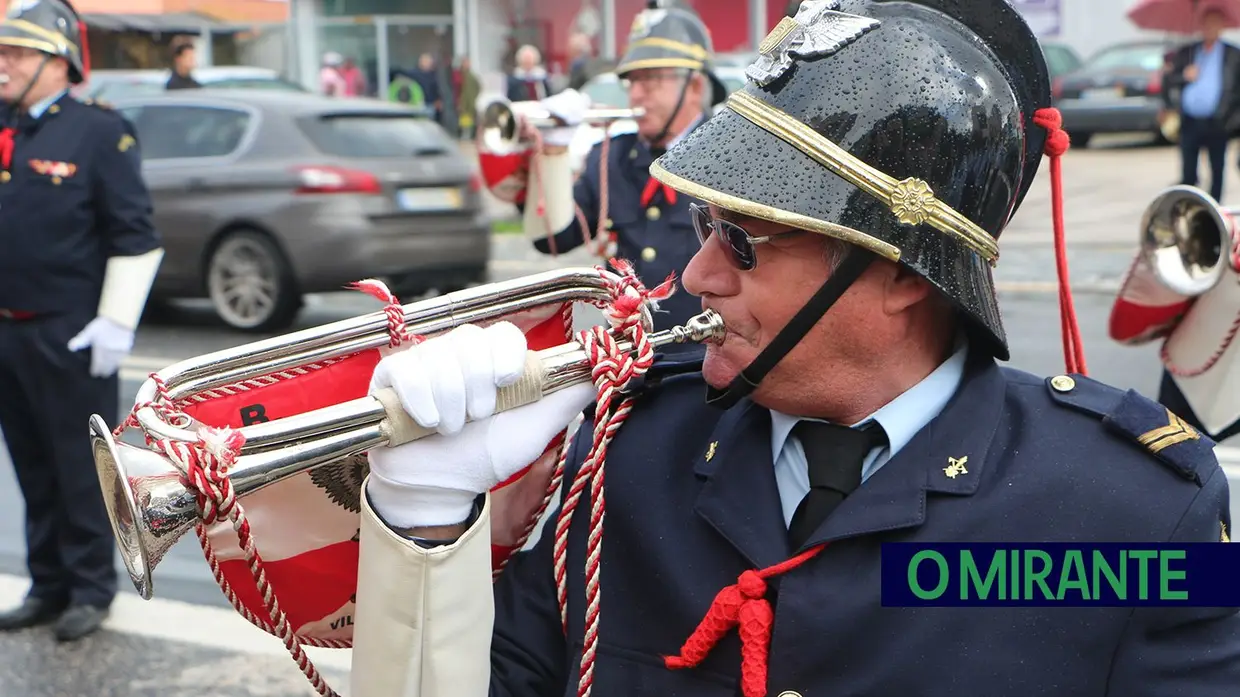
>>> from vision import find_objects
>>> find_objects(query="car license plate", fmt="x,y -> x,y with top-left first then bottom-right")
396,187 -> 462,211
1082,87 -> 1123,100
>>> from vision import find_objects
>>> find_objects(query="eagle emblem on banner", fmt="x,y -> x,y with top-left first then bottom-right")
747,0 -> 881,86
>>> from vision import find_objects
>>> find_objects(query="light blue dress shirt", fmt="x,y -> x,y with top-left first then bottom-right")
27,88 -> 68,119
769,339 -> 970,527
1182,42 -> 1226,119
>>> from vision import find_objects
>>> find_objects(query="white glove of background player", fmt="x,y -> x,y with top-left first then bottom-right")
366,322 -> 596,529
537,88 -> 592,148
67,316 -> 135,378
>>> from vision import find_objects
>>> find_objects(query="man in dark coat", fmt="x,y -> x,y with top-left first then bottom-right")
1161,6 -> 1240,202
345,1 -> 1239,696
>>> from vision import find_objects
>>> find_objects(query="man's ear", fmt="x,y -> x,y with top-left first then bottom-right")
882,263 -> 936,315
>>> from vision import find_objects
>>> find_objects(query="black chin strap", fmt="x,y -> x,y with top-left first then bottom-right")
705,248 -> 876,409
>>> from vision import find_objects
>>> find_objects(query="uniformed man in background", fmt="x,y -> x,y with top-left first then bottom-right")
0,0 -> 163,641
481,0 -> 728,333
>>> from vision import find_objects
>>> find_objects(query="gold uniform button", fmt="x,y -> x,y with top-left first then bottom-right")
641,246 -> 657,262
48,104 -> 60,114
0,171 -> 9,184
646,206 -> 661,221
1050,375 -> 1076,392
604,217 -> 613,229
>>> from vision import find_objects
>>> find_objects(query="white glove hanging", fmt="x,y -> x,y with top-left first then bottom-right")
67,317 -> 135,378
367,322 -> 596,529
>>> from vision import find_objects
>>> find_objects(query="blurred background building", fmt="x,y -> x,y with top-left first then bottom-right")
72,0 -> 1239,98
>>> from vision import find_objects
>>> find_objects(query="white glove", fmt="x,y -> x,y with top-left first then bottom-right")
540,88 -> 592,148
366,322 -> 596,529
67,316 -> 135,378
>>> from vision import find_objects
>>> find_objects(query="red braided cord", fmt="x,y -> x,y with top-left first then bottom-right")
492,303 -> 579,581
1032,107 -> 1087,376
663,544 -> 828,697
154,430 -> 343,696
540,260 -> 672,697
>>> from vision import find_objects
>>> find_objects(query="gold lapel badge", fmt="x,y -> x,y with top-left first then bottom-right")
943,456 -> 969,479
705,441 -> 718,462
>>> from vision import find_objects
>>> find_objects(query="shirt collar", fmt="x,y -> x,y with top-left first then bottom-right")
768,336 -> 970,463
28,88 -> 68,120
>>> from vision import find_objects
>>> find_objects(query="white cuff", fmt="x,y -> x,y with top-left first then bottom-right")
365,472 -> 477,529
99,248 -> 165,330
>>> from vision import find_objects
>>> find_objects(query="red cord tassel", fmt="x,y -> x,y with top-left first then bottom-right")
664,544 -> 827,697
0,128 -> 13,171
1032,107 -> 1087,376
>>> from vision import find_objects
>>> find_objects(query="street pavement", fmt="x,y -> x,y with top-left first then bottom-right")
1,134 -> 1238,695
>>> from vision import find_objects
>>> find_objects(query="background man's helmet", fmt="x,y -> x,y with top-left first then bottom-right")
0,0 -> 88,84
651,0 -> 1053,360
616,0 -> 728,105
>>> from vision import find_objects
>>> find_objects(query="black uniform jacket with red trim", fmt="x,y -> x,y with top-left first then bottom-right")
489,348 -> 1239,697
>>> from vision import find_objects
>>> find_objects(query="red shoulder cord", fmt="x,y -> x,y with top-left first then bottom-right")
1032,107 -> 1087,376
640,175 -> 677,207
663,108 -> 1086,697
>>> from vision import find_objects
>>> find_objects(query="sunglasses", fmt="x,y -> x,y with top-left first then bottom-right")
689,202 -> 800,271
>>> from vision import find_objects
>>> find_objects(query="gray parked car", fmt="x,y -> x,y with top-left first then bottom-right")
75,66 -> 308,101
109,89 -> 491,331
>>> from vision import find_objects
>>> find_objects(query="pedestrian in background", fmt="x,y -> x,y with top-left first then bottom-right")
165,37 -> 201,90
0,0 -> 164,642
454,55 -> 480,139
1160,6 -> 1240,202
506,45 -> 552,102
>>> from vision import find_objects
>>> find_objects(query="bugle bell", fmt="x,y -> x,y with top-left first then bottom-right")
91,266 -> 724,601
1140,185 -> 1238,297
478,97 -> 645,156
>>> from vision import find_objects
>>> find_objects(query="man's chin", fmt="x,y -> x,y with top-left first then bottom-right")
701,348 -> 739,390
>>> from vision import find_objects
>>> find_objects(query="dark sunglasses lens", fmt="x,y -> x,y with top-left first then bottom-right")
720,221 -> 758,270
689,204 -> 757,270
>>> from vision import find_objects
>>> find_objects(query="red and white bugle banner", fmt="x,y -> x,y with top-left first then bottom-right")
179,303 -> 575,642
1108,252 -> 1197,346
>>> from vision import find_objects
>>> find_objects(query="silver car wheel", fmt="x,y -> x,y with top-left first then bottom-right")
207,233 -> 283,329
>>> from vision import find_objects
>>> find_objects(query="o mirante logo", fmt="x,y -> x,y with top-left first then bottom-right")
881,543 -> 1240,607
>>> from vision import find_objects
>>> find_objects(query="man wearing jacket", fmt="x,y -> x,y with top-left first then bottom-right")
1161,6 -> 1240,202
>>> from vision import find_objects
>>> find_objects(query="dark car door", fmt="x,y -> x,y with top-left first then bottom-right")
117,102 -> 256,294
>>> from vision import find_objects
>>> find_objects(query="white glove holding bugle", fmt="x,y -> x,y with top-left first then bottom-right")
531,88 -> 593,148
366,322 -> 596,529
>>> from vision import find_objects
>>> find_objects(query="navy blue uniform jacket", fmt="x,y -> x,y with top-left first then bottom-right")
490,351 -> 1239,696
531,132 -> 704,333
0,94 -> 159,314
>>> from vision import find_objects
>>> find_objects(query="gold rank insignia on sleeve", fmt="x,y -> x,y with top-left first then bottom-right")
1136,408 -> 1201,454
1223,521 -> 1230,543
118,135 -> 136,152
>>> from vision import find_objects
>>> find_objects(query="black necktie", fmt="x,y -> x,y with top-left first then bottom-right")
787,420 -> 888,550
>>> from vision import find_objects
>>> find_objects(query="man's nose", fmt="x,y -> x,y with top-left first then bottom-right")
681,231 -> 736,299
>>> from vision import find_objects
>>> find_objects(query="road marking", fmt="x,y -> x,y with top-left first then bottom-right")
0,572 -> 352,673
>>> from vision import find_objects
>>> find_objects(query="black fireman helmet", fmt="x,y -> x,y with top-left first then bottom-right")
651,0 -> 1052,380
0,0 -> 89,84
616,0 -> 728,107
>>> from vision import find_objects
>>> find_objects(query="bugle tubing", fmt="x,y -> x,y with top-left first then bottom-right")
92,310 -> 724,600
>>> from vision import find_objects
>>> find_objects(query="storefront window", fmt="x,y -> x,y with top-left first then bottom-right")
320,0 -> 453,17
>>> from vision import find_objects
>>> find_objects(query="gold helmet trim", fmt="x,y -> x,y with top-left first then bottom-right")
616,57 -> 705,74
627,37 -> 710,60
649,159 -> 902,263
698,91 -> 1000,265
